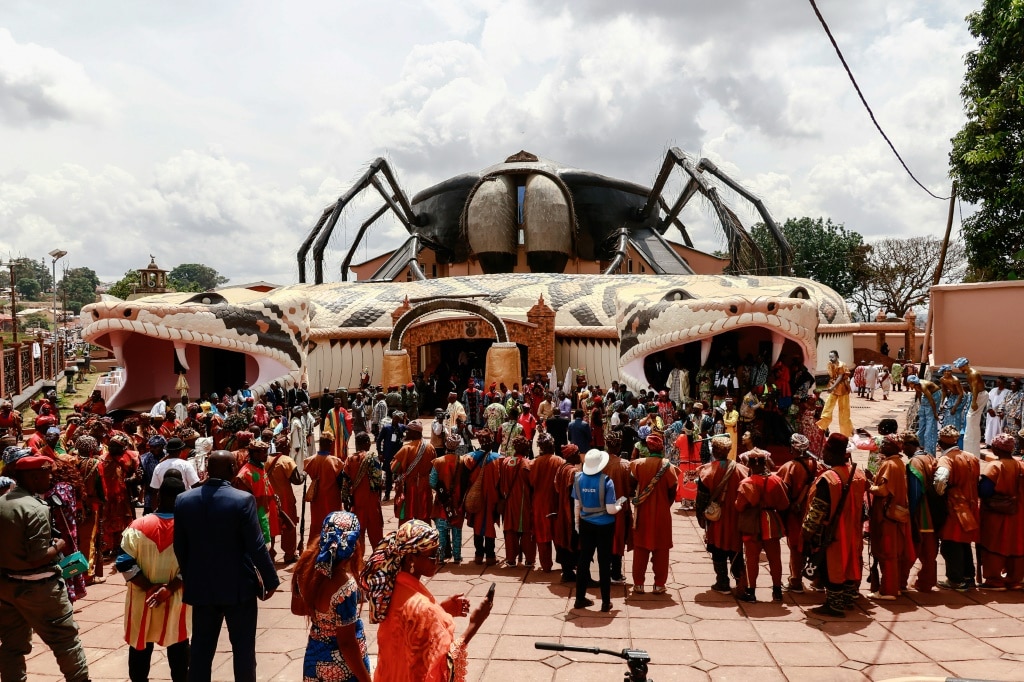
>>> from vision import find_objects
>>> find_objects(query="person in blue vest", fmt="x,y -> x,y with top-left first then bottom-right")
572,449 -> 626,612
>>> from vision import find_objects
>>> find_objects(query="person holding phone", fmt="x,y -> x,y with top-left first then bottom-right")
572,449 -> 627,612
360,520 -> 492,681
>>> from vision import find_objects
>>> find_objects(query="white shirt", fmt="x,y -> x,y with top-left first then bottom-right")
150,458 -> 199,490
150,399 -> 167,418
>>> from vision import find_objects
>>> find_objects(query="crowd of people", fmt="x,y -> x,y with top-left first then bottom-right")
3,354 -> 1024,681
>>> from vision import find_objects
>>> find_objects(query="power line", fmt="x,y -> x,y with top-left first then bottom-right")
807,0 -> 951,201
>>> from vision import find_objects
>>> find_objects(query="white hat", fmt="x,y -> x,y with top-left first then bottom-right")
582,448 -> 610,476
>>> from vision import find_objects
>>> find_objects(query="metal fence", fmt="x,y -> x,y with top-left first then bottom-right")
1,339 -> 65,403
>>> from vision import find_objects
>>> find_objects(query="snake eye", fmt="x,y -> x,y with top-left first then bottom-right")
123,309 -> 133,318
729,305 -> 738,314
767,302 -> 776,311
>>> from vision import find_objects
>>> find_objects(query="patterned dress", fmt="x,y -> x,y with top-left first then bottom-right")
303,578 -> 369,682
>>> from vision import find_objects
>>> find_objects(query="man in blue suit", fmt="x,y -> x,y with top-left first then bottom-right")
173,450 -> 280,682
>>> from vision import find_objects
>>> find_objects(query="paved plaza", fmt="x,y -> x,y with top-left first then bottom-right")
23,390 -> 1024,681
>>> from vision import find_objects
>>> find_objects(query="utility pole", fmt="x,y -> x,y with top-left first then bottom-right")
4,261 -> 17,344
919,180 -> 957,376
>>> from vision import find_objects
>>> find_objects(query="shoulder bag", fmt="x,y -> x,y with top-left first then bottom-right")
702,461 -> 736,523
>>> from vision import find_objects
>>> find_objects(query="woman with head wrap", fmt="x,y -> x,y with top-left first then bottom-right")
296,511 -> 371,682
360,520 -> 492,682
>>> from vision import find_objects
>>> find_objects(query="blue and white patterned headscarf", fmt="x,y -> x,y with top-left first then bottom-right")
2,446 -> 31,467
315,511 -> 361,577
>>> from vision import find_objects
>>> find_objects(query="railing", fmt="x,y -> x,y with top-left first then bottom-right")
0,339 -> 66,403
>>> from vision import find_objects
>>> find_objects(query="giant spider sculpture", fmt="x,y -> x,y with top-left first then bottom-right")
297,148 -> 793,283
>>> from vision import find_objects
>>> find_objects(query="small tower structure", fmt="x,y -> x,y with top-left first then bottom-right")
133,256 -> 169,297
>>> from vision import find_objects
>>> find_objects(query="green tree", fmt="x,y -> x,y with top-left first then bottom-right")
15,277 -> 41,300
106,270 -> 141,300
750,217 -> 871,298
168,263 -> 228,292
58,267 -> 100,314
949,0 -> 1024,281
2,257 -> 52,293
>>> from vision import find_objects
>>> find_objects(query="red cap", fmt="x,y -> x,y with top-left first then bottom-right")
13,454 -> 53,472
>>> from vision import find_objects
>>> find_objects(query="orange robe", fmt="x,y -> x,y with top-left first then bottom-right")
431,453 -> 466,525
528,454 -> 564,544
980,458 -> 1024,557
305,452 -> 344,544
630,457 -> 679,551
374,572 -> 465,682
499,457 -> 533,534
777,456 -> 822,552
813,464 -> 867,584
392,439 -> 436,523
937,448 -> 980,544
342,450 -> 385,548
698,460 -> 749,553
464,451 -> 502,538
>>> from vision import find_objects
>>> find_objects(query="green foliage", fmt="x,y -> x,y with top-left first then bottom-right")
15,277 -> 41,300
106,270 -> 140,300
750,217 -> 870,298
2,257 -> 52,294
58,267 -> 100,314
168,263 -> 228,292
949,0 -> 1024,281
20,312 -> 51,331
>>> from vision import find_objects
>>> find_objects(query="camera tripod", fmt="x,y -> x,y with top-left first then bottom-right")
535,642 -> 652,682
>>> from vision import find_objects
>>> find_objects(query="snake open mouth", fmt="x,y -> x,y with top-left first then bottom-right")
82,292 -> 309,410
615,291 -> 819,393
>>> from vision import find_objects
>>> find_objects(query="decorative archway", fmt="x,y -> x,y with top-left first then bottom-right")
385,298 -> 519,391
389,298 -> 509,351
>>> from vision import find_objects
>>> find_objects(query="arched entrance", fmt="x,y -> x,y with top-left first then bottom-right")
386,299 -> 523,395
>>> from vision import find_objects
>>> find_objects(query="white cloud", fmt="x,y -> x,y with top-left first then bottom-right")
0,28 -> 115,127
0,0 -> 982,286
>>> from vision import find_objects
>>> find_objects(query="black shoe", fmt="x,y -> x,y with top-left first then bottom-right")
772,586 -> 784,602
573,597 -> 594,609
809,604 -> 845,618
711,580 -> 732,594
738,588 -> 756,603
600,601 -> 613,612
561,573 -> 577,583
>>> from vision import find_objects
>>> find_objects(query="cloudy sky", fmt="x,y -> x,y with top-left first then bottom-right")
0,0 -> 979,286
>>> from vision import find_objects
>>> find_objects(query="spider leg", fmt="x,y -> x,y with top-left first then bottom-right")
302,158 -> 418,283
696,158 -> 792,273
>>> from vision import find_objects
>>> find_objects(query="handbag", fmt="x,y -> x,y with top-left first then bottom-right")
702,462 -> 736,523
59,551 -> 90,580
884,498 -> 911,523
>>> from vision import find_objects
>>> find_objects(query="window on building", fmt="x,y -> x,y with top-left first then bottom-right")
627,258 -> 633,274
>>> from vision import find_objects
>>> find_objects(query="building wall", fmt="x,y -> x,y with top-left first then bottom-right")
852,332 -> 925,358
931,280 -> 1024,375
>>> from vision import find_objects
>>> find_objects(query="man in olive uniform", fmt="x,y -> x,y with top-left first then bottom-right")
0,448 -> 90,682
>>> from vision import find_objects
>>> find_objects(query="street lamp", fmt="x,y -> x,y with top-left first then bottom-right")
49,249 -> 67,376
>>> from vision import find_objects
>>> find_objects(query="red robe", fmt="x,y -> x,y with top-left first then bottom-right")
234,461 -> 280,540
499,457 -> 533,533
464,452 -> 503,538
937,448 -> 981,543
698,460 -> 749,553
528,454 -> 564,544
98,449 -> 138,548
392,439 -> 436,523
814,464 -> 867,584
776,455 -> 822,552
342,450 -> 384,546
980,458 -> 1024,557
869,455 -> 916,562
603,454 -> 633,554
430,453 -> 465,525
552,462 -> 581,551
630,457 -> 678,551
